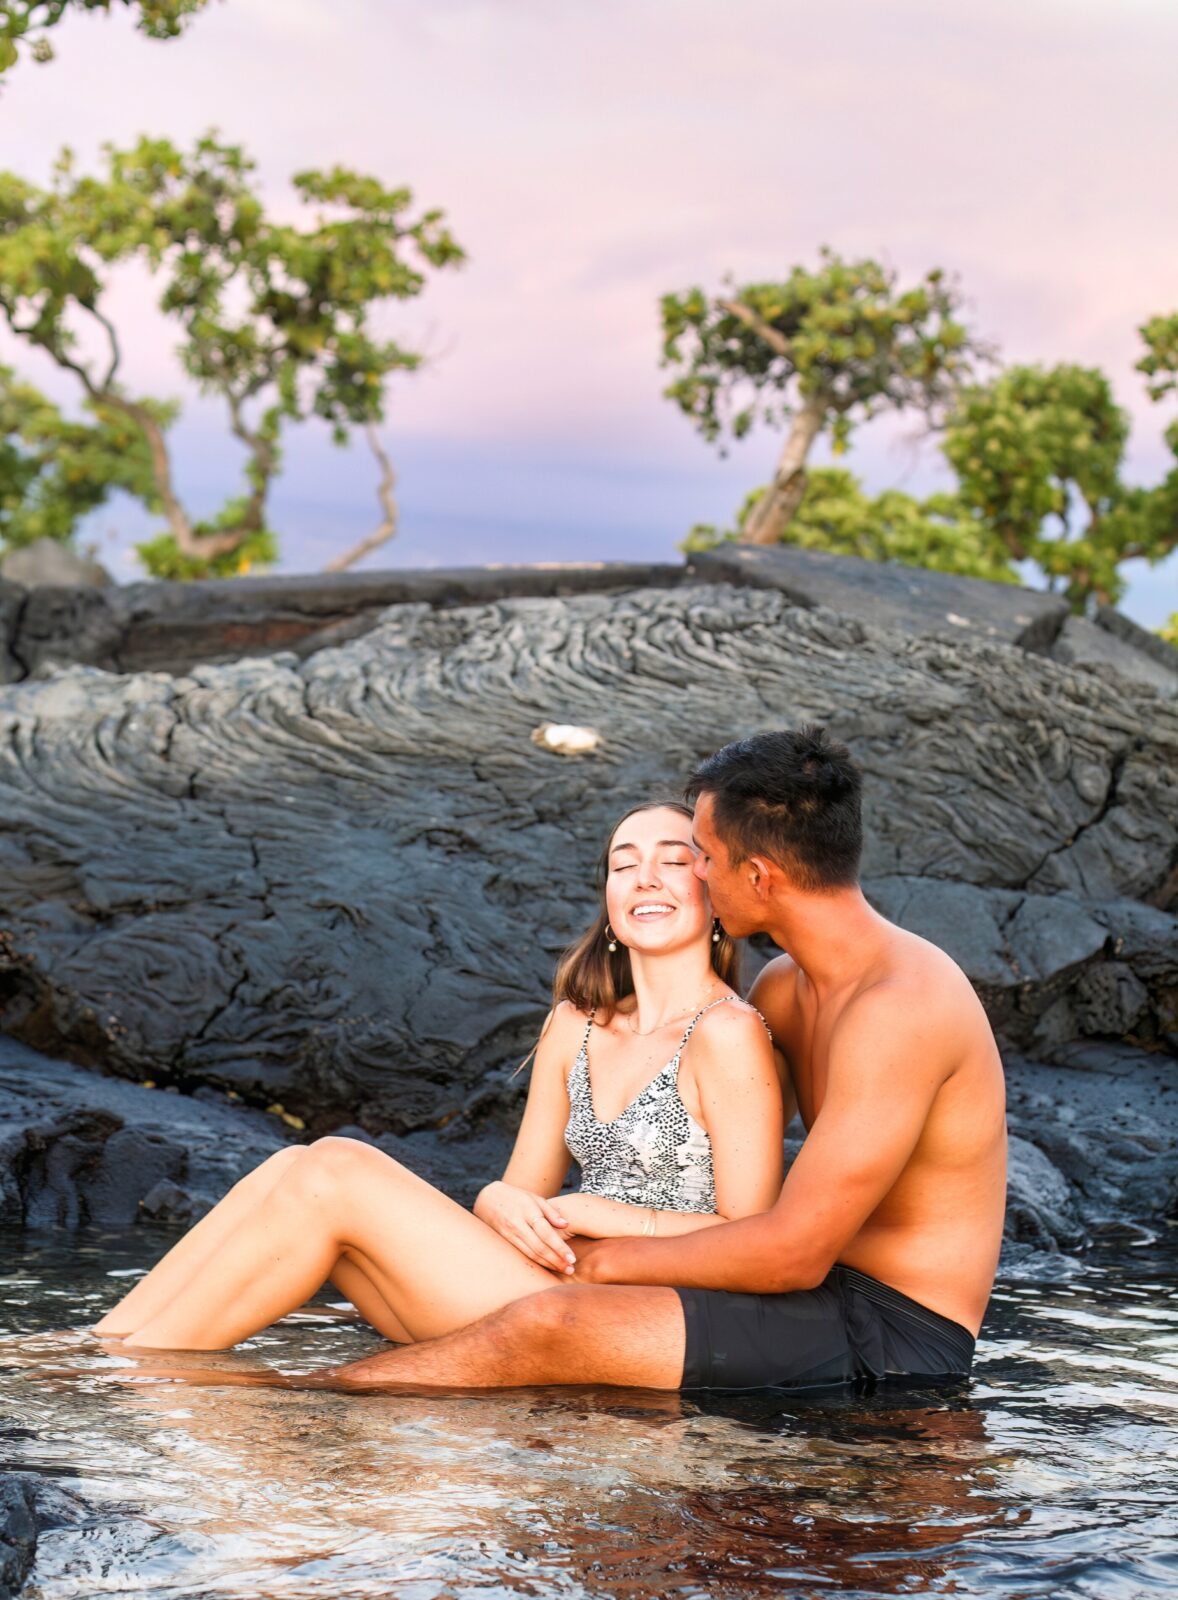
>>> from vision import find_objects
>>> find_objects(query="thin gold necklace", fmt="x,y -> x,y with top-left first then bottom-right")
624,981 -> 723,1037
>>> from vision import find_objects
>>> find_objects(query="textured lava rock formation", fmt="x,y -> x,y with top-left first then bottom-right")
0,553 -> 1175,1245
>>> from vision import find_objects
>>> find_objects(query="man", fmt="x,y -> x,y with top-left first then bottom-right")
330,726 -> 1008,1392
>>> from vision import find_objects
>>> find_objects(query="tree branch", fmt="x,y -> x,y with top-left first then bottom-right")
100,389 -> 197,553
323,425 -> 398,573
225,389 -> 277,535
85,301 -> 123,392
718,298 -> 794,362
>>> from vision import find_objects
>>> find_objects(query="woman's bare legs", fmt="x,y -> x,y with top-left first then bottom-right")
96,1147 -> 413,1342
94,1147 -> 304,1336
326,1255 -> 412,1342
123,1137 -> 562,1350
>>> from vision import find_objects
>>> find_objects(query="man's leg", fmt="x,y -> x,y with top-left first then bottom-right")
327,1284 -> 687,1391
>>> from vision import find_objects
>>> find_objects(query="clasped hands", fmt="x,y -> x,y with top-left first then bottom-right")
472,1182 -> 621,1280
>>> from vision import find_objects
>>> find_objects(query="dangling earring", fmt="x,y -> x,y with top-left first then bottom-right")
712,918 -> 722,944
605,923 -> 618,953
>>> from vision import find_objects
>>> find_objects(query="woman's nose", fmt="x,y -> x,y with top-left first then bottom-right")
636,859 -> 662,887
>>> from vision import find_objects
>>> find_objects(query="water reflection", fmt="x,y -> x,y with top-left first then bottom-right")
2,1225 -> 1176,1599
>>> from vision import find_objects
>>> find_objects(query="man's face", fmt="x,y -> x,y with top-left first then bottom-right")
691,792 -> 765,938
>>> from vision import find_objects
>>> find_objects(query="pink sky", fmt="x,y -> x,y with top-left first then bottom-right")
3,0 -> 1176,620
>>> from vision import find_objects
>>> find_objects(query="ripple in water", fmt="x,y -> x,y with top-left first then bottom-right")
2,1225 -> 1176,1598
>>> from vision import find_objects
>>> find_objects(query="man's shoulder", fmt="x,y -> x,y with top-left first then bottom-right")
748,952 -> 801,998
836,934 -> 990,1065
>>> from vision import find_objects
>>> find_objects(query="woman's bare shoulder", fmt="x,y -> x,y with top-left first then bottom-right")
534,1000 -> 591,1061
689,995 -> 775,1058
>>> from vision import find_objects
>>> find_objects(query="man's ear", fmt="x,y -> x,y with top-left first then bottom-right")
746,854 -> 776,900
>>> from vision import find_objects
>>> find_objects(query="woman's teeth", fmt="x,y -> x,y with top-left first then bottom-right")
631,904 -> 674,917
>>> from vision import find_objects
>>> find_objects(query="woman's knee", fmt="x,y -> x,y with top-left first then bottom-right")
262,1146 -> 304,1177
286,1136 -> 394,1198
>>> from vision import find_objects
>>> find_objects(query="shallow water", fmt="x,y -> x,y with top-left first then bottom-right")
2,1226 -> 1177,1599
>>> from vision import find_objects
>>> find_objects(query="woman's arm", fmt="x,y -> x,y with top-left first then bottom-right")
554,1192 -> 728,1238
692,1001 -> 786,1216
494,1002 -> 580,1195
472,1003 -> 584,1272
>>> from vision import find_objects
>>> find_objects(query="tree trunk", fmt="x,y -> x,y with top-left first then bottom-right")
740,401 -> 825,546
92,389 -> 203,554
324,428 -> 399,574
97,388 -> 243,563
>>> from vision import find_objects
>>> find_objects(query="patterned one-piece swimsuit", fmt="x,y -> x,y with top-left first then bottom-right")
563,997 -> 741,1215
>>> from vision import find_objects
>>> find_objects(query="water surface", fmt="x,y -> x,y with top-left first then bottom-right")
2,1226 -> 1176,1598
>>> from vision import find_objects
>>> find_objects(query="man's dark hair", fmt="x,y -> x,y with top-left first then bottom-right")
686,726 -> 863,890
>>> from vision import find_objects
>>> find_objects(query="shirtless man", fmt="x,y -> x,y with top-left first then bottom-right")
327,725 -> 1008,1392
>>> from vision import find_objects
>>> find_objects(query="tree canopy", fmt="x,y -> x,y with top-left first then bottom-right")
661,250 -> 981,545
679,275 -> 1178,613
0,134 -> 464,576
0,364 -> 169,549
0,0 -> 210,73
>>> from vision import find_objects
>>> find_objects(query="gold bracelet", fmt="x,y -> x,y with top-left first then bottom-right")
641,1206 -> 657,1237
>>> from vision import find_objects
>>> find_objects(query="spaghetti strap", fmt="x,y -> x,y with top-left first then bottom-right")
676,994 -> 775,1053
675,994 -> 738,1053
579,1009 -> 596,1053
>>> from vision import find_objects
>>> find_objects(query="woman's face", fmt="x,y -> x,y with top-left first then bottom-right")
603,806 -> 712,957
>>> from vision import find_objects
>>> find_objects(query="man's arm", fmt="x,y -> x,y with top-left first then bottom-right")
574,983 -> 953,1293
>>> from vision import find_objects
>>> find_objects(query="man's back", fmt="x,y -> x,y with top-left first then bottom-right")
751,922 -> 1007,1335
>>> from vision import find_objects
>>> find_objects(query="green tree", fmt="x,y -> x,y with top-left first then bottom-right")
940,331 -> 1178,608
0,0 -> 210,73
689,321 -> 1178,611
0,135 -> 463,577
661,250 -> 981,547
943,364 -> 1141,606
683,466 -> 1018,584
0,364 -> 169,550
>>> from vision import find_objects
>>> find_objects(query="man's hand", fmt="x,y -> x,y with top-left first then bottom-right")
569,1236 -> 621,1282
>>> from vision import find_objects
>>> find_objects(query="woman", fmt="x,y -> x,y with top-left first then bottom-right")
95,801 -> 785,1350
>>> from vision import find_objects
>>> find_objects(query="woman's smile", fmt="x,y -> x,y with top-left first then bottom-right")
630,901 -> 677,920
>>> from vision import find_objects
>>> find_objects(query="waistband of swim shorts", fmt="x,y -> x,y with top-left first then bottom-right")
835,1266 -> 976,1362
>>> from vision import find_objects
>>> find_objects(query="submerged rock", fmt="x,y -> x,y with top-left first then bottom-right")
0,1473 -> 93,1600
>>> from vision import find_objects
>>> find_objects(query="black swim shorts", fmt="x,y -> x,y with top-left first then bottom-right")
676,1264 -> 976,1391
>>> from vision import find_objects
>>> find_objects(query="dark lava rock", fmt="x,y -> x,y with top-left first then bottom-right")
1051,614 -> 1178,698
0,1037 -> 519,1227
0,1474 -> 92,1600
0,1470 -> 192,1598
864,880 -> 1177,1056
0,582 -> 1173,1143
0,1039 -> 287,1227
1005,1045 -> 1178,1233
692,542 -> 1069,648
0,562 -> 1174,1253
0,584 -> 22,687
0,562 -> 689,680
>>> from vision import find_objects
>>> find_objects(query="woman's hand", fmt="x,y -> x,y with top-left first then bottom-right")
473,1181 -> 576,1274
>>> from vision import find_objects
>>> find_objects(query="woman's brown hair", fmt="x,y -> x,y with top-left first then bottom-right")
552,799 -> 740,1024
